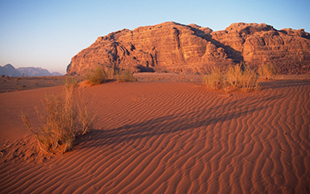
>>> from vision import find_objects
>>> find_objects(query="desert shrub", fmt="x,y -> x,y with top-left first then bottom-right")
204,64 -> 259,92
258,63 -> 279,80
21,79 -> 93,154
239,66 -> 260,92
107,66 -> 115,79
106,62 -> 119,79
64,76 -> 79,88
203,68 -> 223,89
225,65 -> 243,87
116,69 -> 138,82
85,67 -> 108,85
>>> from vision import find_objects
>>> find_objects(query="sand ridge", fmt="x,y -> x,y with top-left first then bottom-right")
0,80 -> 310,193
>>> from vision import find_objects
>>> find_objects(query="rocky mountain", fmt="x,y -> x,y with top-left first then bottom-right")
67,22 -> 310,75
51,72 -> 63,76
0,64 -> 62,77
0,64 -> 22,77
17,67 -> 63,76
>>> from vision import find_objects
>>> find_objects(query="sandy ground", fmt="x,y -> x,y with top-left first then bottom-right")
0,76 -> 68,93
0,78 -> 310,193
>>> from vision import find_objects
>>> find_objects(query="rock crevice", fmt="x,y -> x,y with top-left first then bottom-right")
67,22 -> 310,75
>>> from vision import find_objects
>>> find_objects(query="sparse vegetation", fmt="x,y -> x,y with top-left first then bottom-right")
203,67 -> 223,89
204,64 -> 260,92
258,63 -> 279,80
238,66 -> 260,92
116,69 -> 138,82
21,78 -> 93,154
105,62 -> 137,82
85,63 -> 137,85
107,62 -> 117,79
85,67 -> 108,86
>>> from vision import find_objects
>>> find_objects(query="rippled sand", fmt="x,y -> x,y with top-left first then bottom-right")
1,80 -> 309,193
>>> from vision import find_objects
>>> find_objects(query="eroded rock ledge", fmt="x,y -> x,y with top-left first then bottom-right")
67,22 -> 310,75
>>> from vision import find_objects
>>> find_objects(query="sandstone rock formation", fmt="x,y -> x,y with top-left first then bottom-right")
67,22 -> 310,75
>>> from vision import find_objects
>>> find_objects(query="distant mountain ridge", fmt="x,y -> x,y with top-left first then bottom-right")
0,64 -> 62,77
0,64 -> 21,77
17,67 -> 62,76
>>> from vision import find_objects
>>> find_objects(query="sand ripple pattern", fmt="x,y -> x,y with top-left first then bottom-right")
1,80 -> 310,194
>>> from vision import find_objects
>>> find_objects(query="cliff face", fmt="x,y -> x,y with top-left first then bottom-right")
211,23 -> 310,74
67,22 -> 310,75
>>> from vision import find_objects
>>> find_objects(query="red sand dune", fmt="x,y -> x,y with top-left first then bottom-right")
0,80 -> 310,193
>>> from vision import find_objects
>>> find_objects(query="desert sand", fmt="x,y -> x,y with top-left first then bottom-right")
0,78 -> 310,193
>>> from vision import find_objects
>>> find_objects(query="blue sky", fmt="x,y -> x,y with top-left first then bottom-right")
1,0 -> 309,74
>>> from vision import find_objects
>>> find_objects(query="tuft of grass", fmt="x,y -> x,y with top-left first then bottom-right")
64,76 -> 79,88
85,67 -> 108,86
239,66 -> 260,92
203,68 -> 223,89
258,63 -> 279,80
106,62 -> 118,79
204,64 -> 259,92
21,79 -> 93,154
225,65 -> 243,88
116,69 -> 137,82
85,63 -> 137,85
107,67 -> 115,79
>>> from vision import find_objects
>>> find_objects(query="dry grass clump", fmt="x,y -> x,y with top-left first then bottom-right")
238,66 -> 260,92
21,78 -> 93,154
116,69 -> 138,82
85,67 -> 108,86
203,68 -> 223,89
85,63 -> 137,84
258,63 -> 279,80
106,62 -> 117,79
204,64 -> 259,92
